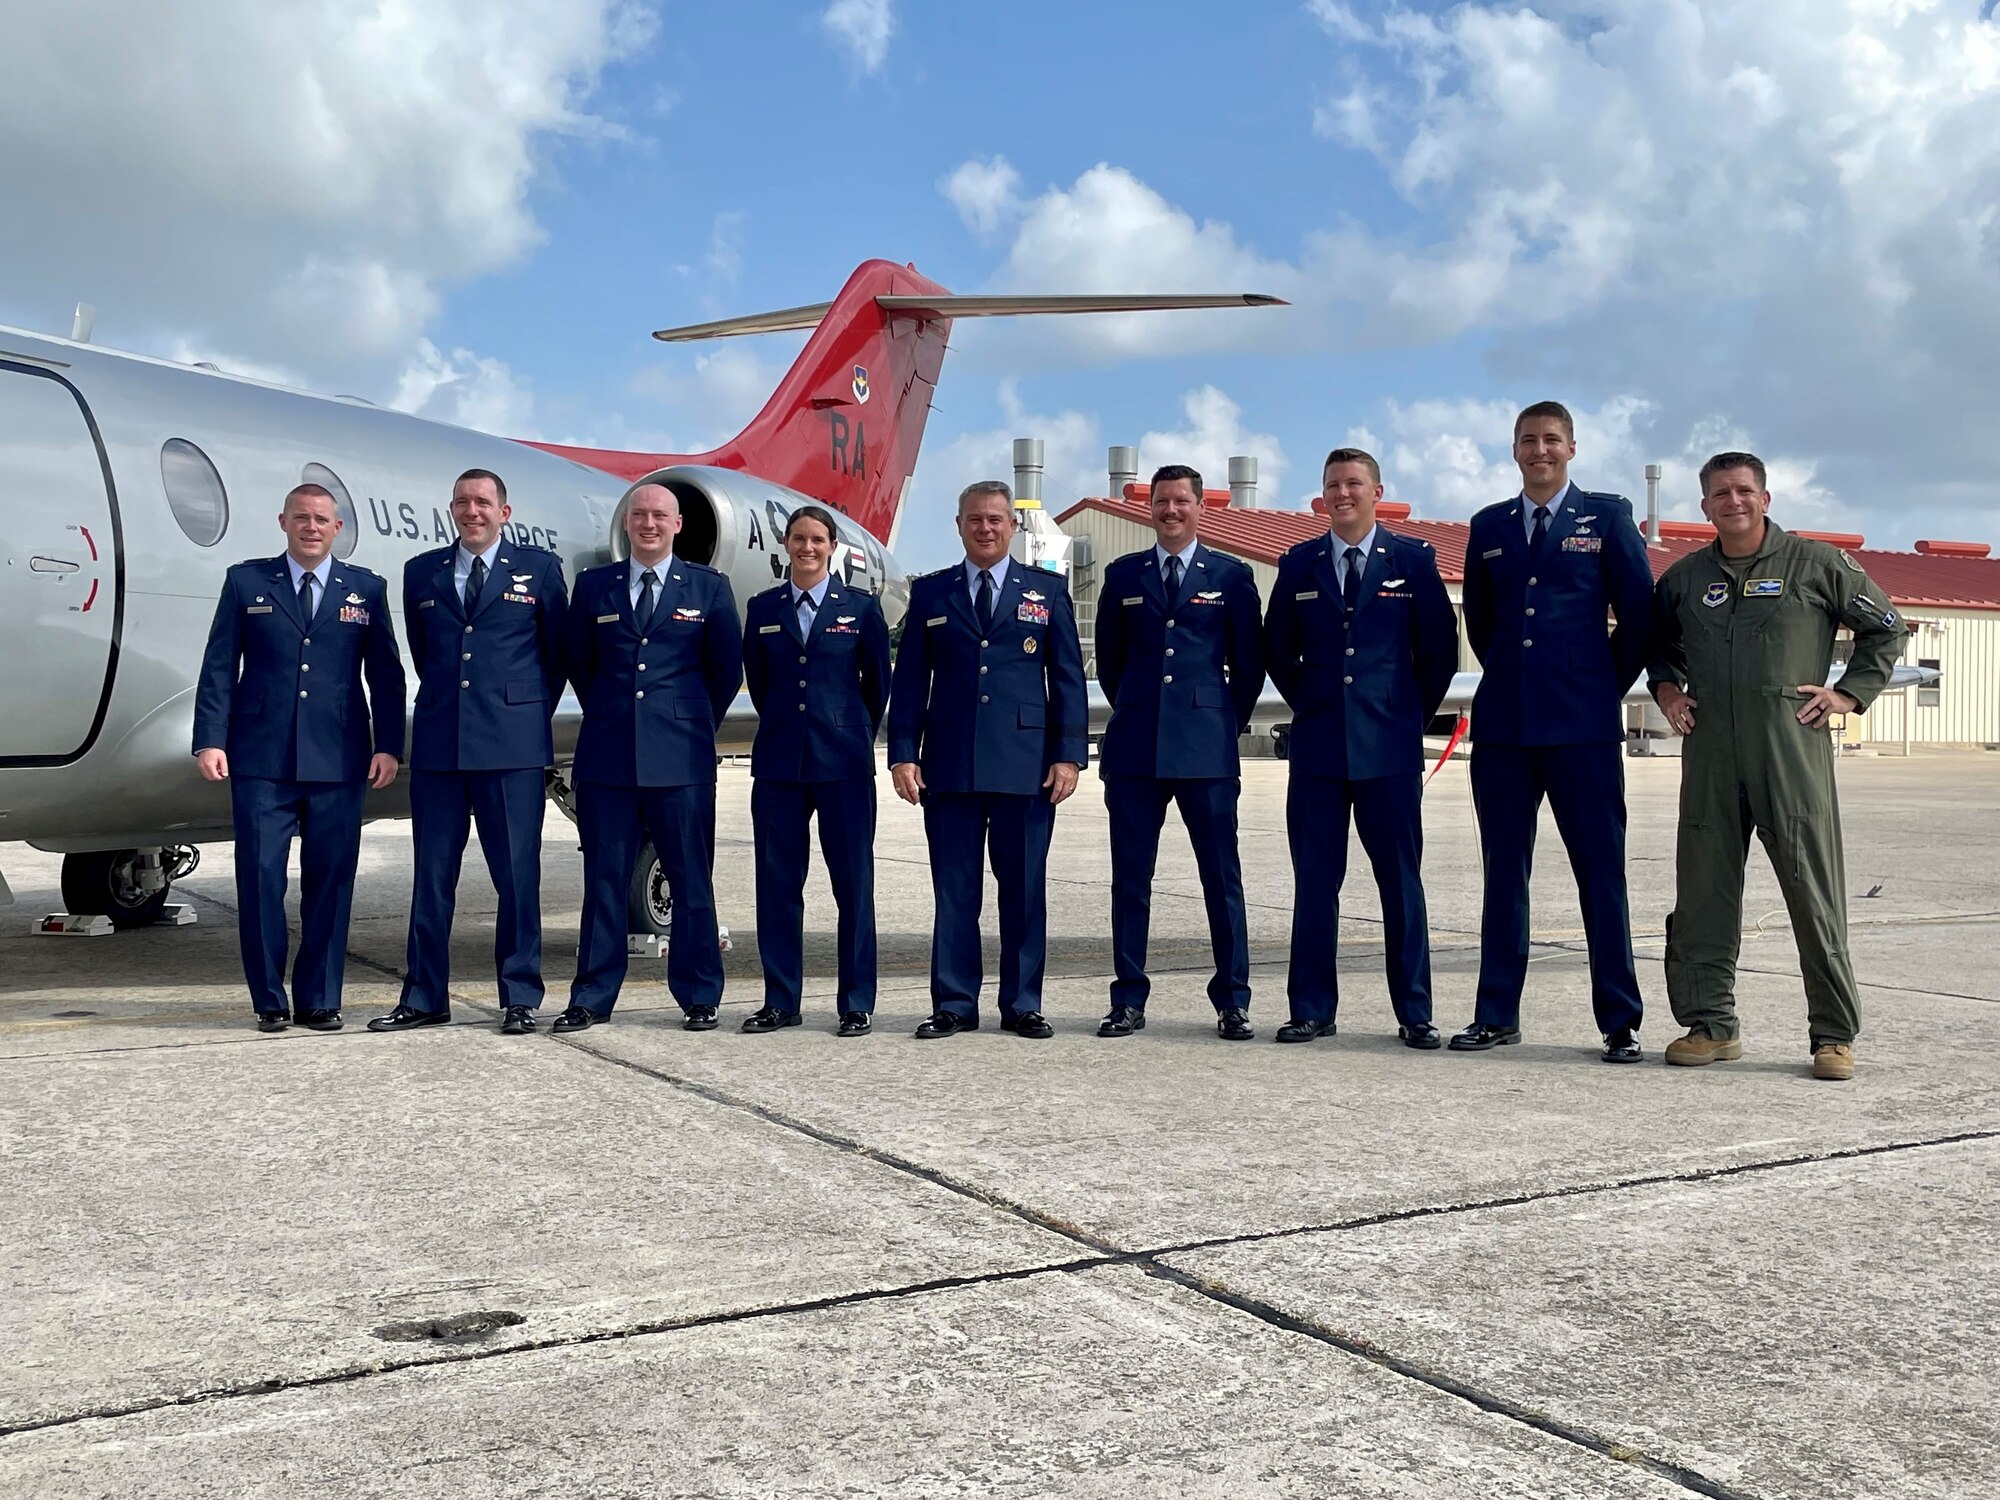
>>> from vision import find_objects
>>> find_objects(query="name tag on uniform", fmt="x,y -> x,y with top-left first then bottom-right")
1123,596 -> 1144,606
1744,577 -> 1785,597
759,623 -> 781,634
597,613 -> 619,624
927,616 -> 947,627
1295,590 -> 1319,601
246,605 -> 272,614
1561,536 -> 1603,553
1482,547 -> 1504,559
418,598 -> 437,609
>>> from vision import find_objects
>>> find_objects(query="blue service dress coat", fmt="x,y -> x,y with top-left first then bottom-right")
885,562 -> 1088,1022
396,541 -> 570,1016
402,542 -> 569,772
1094,542 -> 1264,780
562,555 -> 743,1019
1457,487 -> 1652,1035
1460,489 -> 1654,747
194,555 -> 406,781
1263,526 -> 1459,1028
193,554 -> 406,1021
743,577 -> 892,1017
1263,528 -> 1459,781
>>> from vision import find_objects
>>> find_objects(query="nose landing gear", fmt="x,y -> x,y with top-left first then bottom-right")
59,846 -> 199,928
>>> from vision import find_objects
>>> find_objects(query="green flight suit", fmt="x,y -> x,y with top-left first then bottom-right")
1648,523 -> 1904,1047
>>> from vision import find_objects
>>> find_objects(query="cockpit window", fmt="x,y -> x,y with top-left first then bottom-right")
160,439 -> 228,547
302,462 -> 359,559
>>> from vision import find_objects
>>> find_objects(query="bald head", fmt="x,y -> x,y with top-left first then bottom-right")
624,483 -> 683,567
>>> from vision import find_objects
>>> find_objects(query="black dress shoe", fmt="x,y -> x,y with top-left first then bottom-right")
741,1006 -> 802,1033
297,1009 -> 344,1032
682,1005 -> 720,1031
1399,1024 -> 1443,1050
500,1006 -> 537,1035
1217,1008 -> 1254,1041
255,1013 -> 289,1033
836,1012 -> 872,1037
1601,1026 -> 1643,1063
914,1011 -> 978,1039
551,1005 -> 605,1033
1274,1019 -> 1336,1044
1000,1011 -> 1054,1039
366,1005 -> 448,1033
1097,1006 -> 1146,1038
1449,1022 -> 1522,1051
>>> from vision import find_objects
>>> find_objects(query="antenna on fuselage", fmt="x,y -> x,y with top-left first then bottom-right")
70,303 -> 95,343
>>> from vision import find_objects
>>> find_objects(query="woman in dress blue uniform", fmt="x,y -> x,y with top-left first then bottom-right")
741,505 -> 892,1036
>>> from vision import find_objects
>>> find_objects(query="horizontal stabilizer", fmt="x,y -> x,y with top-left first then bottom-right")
654,291 -> 1286,343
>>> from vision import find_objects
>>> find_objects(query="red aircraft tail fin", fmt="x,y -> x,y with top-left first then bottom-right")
528,261 -> 1283,544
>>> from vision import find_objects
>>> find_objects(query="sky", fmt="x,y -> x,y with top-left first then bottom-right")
2,0 -> 1996,572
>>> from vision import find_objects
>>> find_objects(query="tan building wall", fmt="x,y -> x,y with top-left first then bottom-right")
1843,609 -> 2000,748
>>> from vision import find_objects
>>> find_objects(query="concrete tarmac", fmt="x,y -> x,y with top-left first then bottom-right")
2,752 -> 1995,1498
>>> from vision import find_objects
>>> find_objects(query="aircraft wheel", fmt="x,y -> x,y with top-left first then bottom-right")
61,849 -> 171,928
627,843 -> 672,937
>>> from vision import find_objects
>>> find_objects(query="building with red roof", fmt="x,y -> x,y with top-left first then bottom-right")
1055,489 -> 2000,748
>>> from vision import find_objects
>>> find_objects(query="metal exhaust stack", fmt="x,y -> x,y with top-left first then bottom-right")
1108,445 -> 1138,499
1228,455 -> 1259,509
1011,437 -> 1044,508
1645,462 -> 1662,546
70,303 -> 95,343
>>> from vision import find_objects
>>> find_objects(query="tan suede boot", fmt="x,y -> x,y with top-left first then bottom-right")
1664,1029 -> 1744,1067
1812,1043 -> 1856,1081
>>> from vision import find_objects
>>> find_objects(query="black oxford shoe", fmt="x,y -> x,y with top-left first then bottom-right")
682,1006 -> 720,1031
1274,1019 -> 1336,1044
297,1009 -> 344,1032
1601,1026 -> 1643,1064
1217,1008 -> 1254,1041
741,1006 -> 802,1033
1399,1024 -> 1443,1050
500,1006 -> 537,1035
550,1005 -> 605,1033
914,1011 -> 977,1039
1000,1011 -> 1054,1039
1098,1006 -> 1146,1038
256,1013 -> 289,1033
1449,1022 -> 1522,1051
836,1012 -> 872,1037
367,1005 -> 448,1033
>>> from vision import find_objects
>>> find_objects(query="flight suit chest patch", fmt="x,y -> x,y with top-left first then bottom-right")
1701,582 -> 1730,608
1743,578 -> 1785,598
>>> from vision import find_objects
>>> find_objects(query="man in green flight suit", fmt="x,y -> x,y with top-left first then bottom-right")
1649,452 -> 1905,1081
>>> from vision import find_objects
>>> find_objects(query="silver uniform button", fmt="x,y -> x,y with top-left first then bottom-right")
638,663 -> 646,671
979,665 -> 989,675
301,637 -> 310,646
460,680 -> 470,689
798,680 -> 807,688
464,625 -> 473,634
798,703 -> 806,710
462,651 -> 472,660
1345,646 -> 1355,656
980,694 -> 990,703
798,656 -> 807,666
1163,674 -> 1174,684
1524,639 -> 1534,648
1527,576 -> 1538,587
1343,675 -> 1354,685
640,638 -> 649,646
299,689 -> 308,698
300,663 -> 310,672
1166,620 -> 1176,628
1165,648 -> 1175,657
980,639 -> 990,648
1525,608 -> 1536,617
636,690 -> 645,698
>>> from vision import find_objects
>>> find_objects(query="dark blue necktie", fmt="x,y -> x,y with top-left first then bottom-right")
1530,504 -> 1551,557
298,570 -> 317,621
1342,546 -> 1362,618
1165,554 -> 1183,603
464,555 -> 486,612
976,569 -> 995,631
638,568 -> 659,629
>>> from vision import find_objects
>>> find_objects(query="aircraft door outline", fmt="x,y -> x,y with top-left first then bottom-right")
0,359 -> 124,768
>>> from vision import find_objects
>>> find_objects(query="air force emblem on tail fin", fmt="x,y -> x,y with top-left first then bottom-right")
851,365 -> 869,404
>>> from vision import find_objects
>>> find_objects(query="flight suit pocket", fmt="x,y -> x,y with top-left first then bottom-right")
1017,703 -> 1046,729
504,679 -> 546,704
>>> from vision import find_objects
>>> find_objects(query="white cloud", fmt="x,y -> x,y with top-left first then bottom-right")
942,157 -> 1024,238
821,0 -> 895,74
390,339 -> 538,437
625,340 -> 798,454
1139,387 -> 1288,505
0,0 -> 657,382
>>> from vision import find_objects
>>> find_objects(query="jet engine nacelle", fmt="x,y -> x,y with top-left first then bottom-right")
613,465 -> 909,628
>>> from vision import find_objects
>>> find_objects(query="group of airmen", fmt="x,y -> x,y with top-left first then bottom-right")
194,400 -> 1907,1080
